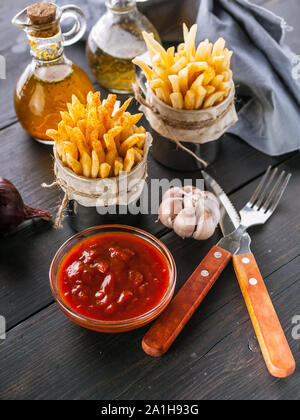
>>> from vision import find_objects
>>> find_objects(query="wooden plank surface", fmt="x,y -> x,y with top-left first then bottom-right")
0,121 -> 290,331
0,155 -> 299,400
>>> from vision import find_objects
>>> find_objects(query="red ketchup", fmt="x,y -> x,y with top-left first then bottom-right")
58,232 -> 170,321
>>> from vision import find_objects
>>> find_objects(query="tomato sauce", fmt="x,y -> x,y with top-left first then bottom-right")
57,232 -> 170,321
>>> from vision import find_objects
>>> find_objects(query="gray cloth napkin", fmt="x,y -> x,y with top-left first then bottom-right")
196,0 -> 300,156
56,0 -> 300,156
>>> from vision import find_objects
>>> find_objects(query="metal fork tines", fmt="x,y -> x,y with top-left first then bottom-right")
240,166 -> 292,227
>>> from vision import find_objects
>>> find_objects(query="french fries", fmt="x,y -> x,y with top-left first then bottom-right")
46,92 -> 146,179
133,24 -> 234,110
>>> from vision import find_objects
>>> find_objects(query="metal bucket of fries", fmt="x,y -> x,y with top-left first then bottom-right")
45,91 -> 151,230
133,25 -> 238,170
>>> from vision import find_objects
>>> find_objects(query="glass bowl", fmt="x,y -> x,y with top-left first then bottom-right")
49,225 -> 177,333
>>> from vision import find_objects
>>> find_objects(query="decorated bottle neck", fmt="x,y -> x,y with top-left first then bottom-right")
27,27 -> 64,62
106,0 -> 137,13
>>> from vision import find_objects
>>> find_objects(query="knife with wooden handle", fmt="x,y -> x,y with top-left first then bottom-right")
204,171 -> 295,378
233,252 -> 296,378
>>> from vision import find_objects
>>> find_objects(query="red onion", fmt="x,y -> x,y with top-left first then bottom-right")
0,177 -> 51,235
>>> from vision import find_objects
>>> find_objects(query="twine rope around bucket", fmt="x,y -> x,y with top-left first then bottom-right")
133,82 -> 235,167
42,163 -> 147,228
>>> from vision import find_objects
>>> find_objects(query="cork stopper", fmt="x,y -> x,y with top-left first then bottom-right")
27,2 -> 57,25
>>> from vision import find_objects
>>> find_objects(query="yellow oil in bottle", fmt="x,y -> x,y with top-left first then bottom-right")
14,63 -> 94,142
86,0 -> 160,94
86,46 -> 136,94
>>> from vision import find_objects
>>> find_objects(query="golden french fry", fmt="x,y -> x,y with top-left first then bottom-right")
60,111 -> 74,128
129,113 -> 144,126
81,151 -> 92,178
222,49 -> 233,70
120,134 -> 146,156
183,23 -> 189,42
178,67 -> 189,94
219,81 -> 231,96
203,91 -> 225,109
168,75 -> 181,93
96,107 -> 107,138
112,97 -> 133,121
150,78 -> 167,90
211,74 -> 225,88
77,119 -> 87,136
185,24 -> 197,60
134,125 -> 146,134
92,141 -> 105,165
68,126 -> 90,156
184,90 -> 196,110
188,62 -> 208,81
155,87 -> 171,105
194,86 -> 207,109
87,91 -> 101,108
169,56 -> 188,75
133,147 -> 144,156
66,153 -> 82,175
212,55 -> 227,73
91,150 -> 100,178
222,69 -> 233,82
205,85 -> 216,96
86,107 -> 100,147
202,67 -> 216,85
114,160 -> 124,177
170,92 -> 184,109
136,138 -> 145,150
177,43 -> 186,53
105,150 -> 118,171
124,148 -> 136,173
132,58 -> 154,81
62,141 -> 78,160
115,156 -> 123,163
196,39 -> 213,62
190,74 -> 204,92
167,47 -> 175,67
133,148 -> 143,163
212,38 -> 226,57
67,95 -> 86,123
152,52 -> 167,74
104,127 -> 123,154
142,31 -> 169,68
99,163 -> 111,179
46,129 -> 60,142
102,94 -> 117,118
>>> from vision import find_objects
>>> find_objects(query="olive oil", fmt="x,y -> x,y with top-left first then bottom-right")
87,45 -> 139,94
14,63 -> 94,142
86,0 -> 159,94
12,2 -> 94,144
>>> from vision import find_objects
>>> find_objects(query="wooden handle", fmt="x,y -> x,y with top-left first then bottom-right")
142,246 -> 232,357
233,253 -> 296,378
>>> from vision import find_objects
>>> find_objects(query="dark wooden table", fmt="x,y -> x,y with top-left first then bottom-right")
0,0 -> 299,400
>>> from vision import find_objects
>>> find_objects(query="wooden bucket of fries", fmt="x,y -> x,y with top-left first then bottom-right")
45,91 -> 151,230
133,25 -> 238,170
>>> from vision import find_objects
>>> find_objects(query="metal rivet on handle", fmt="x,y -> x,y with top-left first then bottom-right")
249,278 -> 258,286
214,252 -> 222,259
242,258 -> 250,264
201,270 -> 209,277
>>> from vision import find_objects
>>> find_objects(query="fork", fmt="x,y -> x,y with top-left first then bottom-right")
231,166 -> 295,378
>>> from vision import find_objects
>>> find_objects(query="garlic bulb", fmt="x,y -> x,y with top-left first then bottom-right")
159,186 -> 220,240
